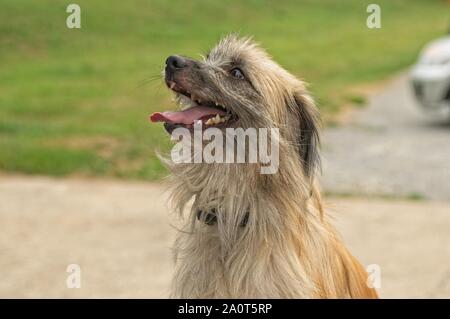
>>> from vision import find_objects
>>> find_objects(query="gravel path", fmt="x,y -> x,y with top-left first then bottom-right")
321,73 -> 450,200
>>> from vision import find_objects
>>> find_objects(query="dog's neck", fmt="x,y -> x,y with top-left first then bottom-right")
166,142 -> 318,238
165,146 -> 328,298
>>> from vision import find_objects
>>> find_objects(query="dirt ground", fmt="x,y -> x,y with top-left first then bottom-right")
0,175 -> 449,298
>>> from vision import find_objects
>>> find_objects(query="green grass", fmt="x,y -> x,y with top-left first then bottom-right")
0,0 -> 448,179
344,94 -> 367,107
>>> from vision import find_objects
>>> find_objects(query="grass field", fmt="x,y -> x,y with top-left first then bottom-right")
0,0 -> 448,179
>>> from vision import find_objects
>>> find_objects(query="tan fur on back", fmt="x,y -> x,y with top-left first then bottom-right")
162,35 -> 378,298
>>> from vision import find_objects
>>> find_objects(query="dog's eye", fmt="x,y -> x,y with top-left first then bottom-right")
230,68 -> 245,79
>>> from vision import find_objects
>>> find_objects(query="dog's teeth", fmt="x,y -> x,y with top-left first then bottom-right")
205,114 -> 227,126
215,102 -> 218,106
170,82 -> 175,89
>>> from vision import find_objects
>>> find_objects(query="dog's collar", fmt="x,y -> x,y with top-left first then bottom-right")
197,191 -> 313,227
196,208 -> 249,227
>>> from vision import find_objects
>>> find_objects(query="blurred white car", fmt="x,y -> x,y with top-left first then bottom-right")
411,36 -> 450,111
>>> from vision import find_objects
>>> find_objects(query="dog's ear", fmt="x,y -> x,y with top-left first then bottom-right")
292,92 -> 321,179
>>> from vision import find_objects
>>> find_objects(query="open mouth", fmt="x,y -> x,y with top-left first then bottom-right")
150,80 -> 238,132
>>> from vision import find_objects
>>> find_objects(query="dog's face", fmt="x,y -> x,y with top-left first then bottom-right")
151,35 -> 321,178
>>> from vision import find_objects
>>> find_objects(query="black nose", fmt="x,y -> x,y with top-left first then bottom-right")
166,55 -> 187,70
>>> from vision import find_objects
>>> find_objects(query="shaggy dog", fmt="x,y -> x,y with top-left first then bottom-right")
151,35 -> 378,298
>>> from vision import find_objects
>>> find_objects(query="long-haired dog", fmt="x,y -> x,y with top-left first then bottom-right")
151,35 -> 378,298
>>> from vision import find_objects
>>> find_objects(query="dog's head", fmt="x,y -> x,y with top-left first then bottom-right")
151,35 -> 321,178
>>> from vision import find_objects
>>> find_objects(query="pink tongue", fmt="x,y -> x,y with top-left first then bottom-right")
150,106 -> 226,125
